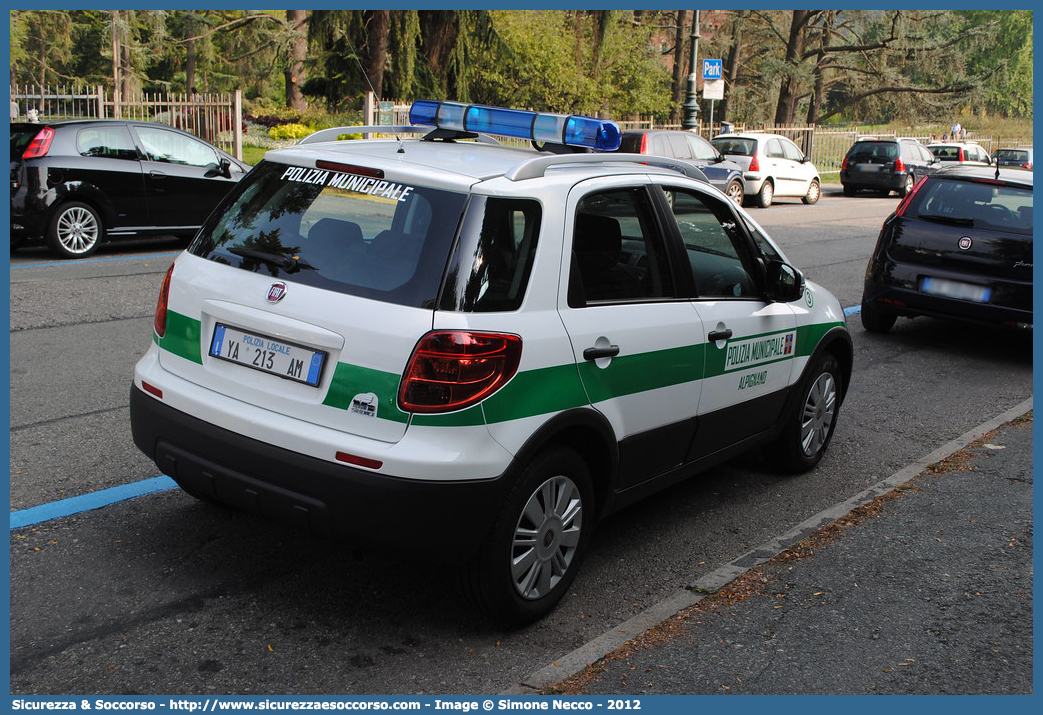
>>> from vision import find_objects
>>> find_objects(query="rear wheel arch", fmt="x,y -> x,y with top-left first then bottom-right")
506,408 -> 618,519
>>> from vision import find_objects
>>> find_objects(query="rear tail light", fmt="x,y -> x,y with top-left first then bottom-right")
154,264 -> 174,337
399,331 -> 522,413
841,156 -> 849,171
1023,162 -> 1032,170
748,152 -> 760,172
22,127 -> 55,159
894,157 -> 906,172
894,175 -> 928,216
639,134 -> 649,154
958,148 -> 965,161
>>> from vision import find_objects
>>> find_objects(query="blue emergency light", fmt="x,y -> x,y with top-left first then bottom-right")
409,100 -> 622,152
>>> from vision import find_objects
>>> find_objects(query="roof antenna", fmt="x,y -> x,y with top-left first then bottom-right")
344,33 -> 405,153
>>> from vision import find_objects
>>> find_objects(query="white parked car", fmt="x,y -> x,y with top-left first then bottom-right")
711,132 -> 822,208
131,101 -> 852,625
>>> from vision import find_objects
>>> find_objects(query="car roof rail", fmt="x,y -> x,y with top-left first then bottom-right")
504,152 -> 709,182
298,125 -> 503,146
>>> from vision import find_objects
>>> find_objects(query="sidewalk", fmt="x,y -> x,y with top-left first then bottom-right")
533,408 -> 1033,695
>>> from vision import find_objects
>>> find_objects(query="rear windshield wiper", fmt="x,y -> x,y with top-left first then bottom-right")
227,246 -> 300,273
915,214 -> 973,226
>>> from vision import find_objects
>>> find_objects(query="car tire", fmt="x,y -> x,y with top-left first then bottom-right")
46,201 -> 104,259
462,446 -> 593,627
724,179 -> 744,206
898,174 -> 915,198
843,184 -> 857,197
802,179 -> 821,205
860,302 -> 898,334
766,352 -> 842,474
755,179 -> 774,208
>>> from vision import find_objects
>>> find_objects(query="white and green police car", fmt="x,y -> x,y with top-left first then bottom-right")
131,100 -> 852,625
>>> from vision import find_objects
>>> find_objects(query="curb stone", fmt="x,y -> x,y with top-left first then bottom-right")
504,396 -> 1033,695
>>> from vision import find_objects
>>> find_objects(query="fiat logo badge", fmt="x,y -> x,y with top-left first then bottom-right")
266,282 -> 288,303
958,236 -> 973,251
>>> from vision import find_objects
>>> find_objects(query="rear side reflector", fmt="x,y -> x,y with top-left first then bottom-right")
142,381 -> 163,399
399,331 -> 522,413
336,452 -> 384,470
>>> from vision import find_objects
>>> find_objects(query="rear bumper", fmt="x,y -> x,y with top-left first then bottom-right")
862,280 -> 1032,328
130,384 -> 511,560
840,169 -> 907,191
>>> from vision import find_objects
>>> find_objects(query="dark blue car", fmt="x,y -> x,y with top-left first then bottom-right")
619,129 -> 745,205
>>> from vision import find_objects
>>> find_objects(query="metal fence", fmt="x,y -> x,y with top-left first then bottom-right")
10,84 -> 244,160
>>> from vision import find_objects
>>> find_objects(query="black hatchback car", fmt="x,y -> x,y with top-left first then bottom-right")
11,119 -> 249,258
619,129 -> 745,205
860,165 -> 1032,333
840,137 -> 940,198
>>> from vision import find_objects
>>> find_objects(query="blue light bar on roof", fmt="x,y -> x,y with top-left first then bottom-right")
409,100 -> 622,152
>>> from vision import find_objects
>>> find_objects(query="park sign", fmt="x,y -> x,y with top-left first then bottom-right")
702,59 -> 724,100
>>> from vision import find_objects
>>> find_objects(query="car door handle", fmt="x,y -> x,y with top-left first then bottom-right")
708,328 -> 733,342
583,345 -> 620,361
149,170 -> 167,178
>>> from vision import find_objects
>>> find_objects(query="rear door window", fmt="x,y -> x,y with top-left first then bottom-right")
568,188 -> 675,306
77,126 -> 139,160
191,161 -> 468,308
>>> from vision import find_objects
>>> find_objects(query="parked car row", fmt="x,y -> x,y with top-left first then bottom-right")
9,118 -> 1031,268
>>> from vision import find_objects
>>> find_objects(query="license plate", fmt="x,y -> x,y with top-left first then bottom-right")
856,163 -> 882,172
920,277 -> 991,303
209,324 -> 326,386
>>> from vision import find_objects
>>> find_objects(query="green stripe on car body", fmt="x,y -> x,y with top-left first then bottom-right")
159,310 -> 203,364
155,311 -> 844,427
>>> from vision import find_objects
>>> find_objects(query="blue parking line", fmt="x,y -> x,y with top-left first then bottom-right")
11,301 -> 864,530
9,252 -> 180,270
10,476 -> 178,530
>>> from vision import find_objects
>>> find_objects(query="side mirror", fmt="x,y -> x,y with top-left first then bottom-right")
764,260 -> 805,303
204,158 -> 232,179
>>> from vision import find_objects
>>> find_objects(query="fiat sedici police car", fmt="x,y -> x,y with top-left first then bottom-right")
131,100 -> 852,625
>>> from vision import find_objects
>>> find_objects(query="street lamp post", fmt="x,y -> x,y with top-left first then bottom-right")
681,10 -> 700,130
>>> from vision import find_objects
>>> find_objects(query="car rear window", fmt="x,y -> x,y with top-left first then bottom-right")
907,178 -> 1032,235
618,134 -> 644,153
190,160 -> 468,308
711,138 -> 756,156
10,125 -> 40,160
847,141 -> 898,162
930,145 -> 962,160
996,150 -> 1029,163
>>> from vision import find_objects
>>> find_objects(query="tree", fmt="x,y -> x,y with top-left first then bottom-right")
285,10 -> 308,110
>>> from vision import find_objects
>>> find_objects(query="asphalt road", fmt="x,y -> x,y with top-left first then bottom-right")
8,187 -> 1032,695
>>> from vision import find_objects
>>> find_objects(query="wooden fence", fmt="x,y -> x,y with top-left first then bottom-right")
10,84 -> 243,160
